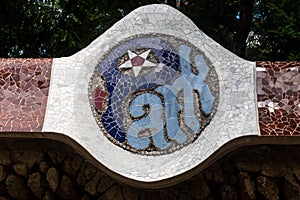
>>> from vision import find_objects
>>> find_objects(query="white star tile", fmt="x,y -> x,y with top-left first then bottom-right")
143,60 -> 157,67
118,49 -> 157,76
133,67 -> 142,77
139,49 -> 151,59
128,50 -> 137,59
119,60 -> 133,68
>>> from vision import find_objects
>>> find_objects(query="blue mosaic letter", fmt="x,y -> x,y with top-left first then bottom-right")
127,45 -> 215,149
127,93 -> 169,149
159,45 -> 215,134
155,86 -> 187,144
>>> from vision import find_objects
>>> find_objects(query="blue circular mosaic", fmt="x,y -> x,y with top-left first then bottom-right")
89,34 -> 219,155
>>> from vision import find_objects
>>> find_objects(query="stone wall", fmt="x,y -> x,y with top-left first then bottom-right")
0,138 -> 300,200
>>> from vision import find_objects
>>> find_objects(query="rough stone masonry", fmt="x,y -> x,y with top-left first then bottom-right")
0,138 -> 300,200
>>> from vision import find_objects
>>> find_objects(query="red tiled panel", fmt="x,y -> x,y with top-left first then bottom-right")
0,58 -> 52,132
256,61 -> 300,136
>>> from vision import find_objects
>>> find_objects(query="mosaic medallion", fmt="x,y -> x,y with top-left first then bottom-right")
89,34 -> 219,155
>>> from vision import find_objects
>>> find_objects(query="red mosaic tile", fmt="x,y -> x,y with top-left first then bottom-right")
93,88 -> 108,111
0,58 -> 52,132
131,56 -> 145,66
256,61 -> 300,136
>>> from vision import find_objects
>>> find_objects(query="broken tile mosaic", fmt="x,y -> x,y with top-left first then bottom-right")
256,61 -> 300,136
89,34 -> 219,155
0,58 -> 52,132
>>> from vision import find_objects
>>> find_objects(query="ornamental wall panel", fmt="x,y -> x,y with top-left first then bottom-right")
0,4 -> 299,187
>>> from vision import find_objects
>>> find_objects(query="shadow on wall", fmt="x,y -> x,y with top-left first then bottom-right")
0,138 -> 299,199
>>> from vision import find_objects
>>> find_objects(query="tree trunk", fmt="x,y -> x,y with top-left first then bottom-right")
217,0 -> 225,24
232,0 -> 253,58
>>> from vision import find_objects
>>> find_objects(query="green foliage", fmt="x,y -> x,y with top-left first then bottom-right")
0,0 -> 119,57
183,0 -> 239,52
246,0 -> 300,60
0,0 -> 299,61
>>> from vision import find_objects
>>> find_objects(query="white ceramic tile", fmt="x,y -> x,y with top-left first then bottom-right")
43,4 -> 259,183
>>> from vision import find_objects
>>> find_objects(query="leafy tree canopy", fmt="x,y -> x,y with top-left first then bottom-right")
0,0 -> 299,61
247,0 -> 300,60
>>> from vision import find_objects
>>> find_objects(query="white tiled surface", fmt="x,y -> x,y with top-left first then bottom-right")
43,4 -> 259,182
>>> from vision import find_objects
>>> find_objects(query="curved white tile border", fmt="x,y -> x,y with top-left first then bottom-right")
43,4 -> 259,183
